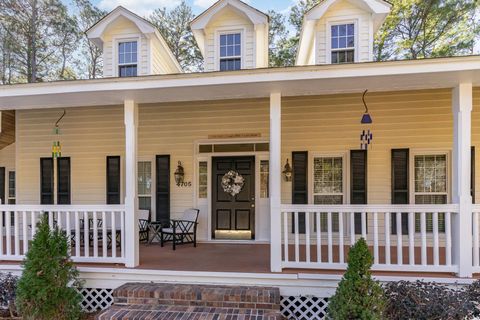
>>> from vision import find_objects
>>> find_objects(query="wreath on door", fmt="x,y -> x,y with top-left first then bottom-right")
222,170 -> 245,196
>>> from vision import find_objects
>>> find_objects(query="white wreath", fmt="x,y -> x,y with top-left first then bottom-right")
221,170 -> 245,196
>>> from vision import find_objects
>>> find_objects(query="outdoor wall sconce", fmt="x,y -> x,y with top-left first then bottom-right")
52,109 -> 66,158
174,161 -> 185,185
361,89 -> 372,124
283,159 -> 292,182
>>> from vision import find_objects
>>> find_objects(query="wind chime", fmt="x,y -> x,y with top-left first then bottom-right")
360,89 -> 373,150
52,109 -> 66,158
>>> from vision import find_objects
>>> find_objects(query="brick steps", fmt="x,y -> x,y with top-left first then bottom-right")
96,283 -> 284,320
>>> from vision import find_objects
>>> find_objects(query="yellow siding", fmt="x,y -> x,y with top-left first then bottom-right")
13,88 -> 480,241
16,106 -> 125,204
204,6 -> 255,71
314,0 -> 373,63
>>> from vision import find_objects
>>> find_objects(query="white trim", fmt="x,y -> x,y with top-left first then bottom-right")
409,149 -> 451,205
326,18 -> 359,64
112,35 -> 141,77
214,28 -> 246,71
309,152 -> 348,205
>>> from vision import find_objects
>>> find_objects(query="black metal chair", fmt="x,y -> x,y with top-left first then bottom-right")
160,208 -> 199,250
138,209 -> 150,243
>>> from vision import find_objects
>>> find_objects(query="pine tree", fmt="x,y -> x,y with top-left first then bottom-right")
328,238 -> 385,320
15,214 -> 82,320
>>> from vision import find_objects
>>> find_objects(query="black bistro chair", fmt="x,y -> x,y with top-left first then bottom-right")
138,209 -> 150,243
160,208 -> 199,250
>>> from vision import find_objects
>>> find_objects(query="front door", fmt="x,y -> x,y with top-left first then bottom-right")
212,156 -> 255,240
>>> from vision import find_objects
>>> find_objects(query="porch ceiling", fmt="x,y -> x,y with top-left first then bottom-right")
1,56 -> 480,110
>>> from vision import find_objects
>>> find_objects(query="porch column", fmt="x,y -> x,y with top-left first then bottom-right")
452,83 -> 473,278
270,92 -> 282,272
124,99 -> 139,268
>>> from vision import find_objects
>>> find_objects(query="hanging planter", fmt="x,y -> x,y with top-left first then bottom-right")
52,109 -> 66,158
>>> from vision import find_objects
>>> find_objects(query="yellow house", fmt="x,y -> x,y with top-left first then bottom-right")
1,0 -> 480,318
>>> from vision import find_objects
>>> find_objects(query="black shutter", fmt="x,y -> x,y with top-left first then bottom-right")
472,146 -> 475,204
350,150 -> 367,234
40,158 -> 54,204
0,167 -> 5,205
292,151 -> 308,234
106,156 -> 121,204
156,155 -> 170,224
391,149 -> 409,234
57,157 -> 71,204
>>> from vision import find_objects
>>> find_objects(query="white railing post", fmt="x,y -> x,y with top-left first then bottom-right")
452,83 -> 473,278
124,100 -> 139,268
270,92 -> 282,272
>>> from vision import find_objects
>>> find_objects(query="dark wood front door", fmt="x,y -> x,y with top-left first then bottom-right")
212,156 -> 255,240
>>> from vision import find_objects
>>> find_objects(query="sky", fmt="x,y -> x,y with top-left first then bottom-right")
90,0 -> 295,17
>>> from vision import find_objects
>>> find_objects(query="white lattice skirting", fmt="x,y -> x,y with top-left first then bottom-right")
78,289 -> 330,319
281,296 -> 329,320
78,288 -> 114,313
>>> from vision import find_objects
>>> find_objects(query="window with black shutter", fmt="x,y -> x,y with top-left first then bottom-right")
292,151 -> 308,234
350,150 -> 367,234
391,149 -> 409,234
57,157 -> 71,204
156,155 -> 170,224
40,158 -> 54,204
106,156 -> 121,204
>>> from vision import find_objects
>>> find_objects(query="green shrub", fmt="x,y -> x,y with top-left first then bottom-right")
328,238 -> 385,320
15,214 -> 83,320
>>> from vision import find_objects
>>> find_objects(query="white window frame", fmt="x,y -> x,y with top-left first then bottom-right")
112,35 -> 141,77
214,28 -> 245,71
409,150 -> 451,205
137,158 -> 155,218
326,18 -> 358,64
309,152 -> 348,205
7,169 -> 15,204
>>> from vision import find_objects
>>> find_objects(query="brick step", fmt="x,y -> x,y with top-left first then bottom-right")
96,304 -> 284,320
113,283 -> 281,310
96,283 -> 284,320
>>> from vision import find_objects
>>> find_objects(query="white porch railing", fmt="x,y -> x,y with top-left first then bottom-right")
280,204 -> 459,273
472,205 -> 480,273
0,205 -> 126,264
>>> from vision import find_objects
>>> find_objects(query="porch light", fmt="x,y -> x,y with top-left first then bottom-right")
174,161 -> 185,185
283,159 -> 292,182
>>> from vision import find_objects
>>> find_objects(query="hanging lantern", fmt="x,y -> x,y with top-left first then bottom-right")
360,90 -> 373,150
174,161 -> 185,185
283,159 -> 292,182
52,109 -> 66,158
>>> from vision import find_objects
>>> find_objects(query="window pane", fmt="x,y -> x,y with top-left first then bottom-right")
220,35 -> 226,45
139,196 -> 151,211
198,161 -> 208,199
339,36 -> 346,48
339,24 -> 346,36
331,25 -> 338,37
8,171 -> 15,199
138,161 -> 152,196
260,160 -> 269,198
347,24 -> 354,35
234,33 -> 241,44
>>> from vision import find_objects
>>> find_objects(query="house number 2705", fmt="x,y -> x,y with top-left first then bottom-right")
177,182 -> 192,187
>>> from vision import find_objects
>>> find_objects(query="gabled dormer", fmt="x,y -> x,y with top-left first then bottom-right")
191,0 -> 269,72
87,6 -> 182,77
296,0 -> 391,66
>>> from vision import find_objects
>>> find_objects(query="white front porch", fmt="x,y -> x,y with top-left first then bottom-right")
0,57 -> 480,279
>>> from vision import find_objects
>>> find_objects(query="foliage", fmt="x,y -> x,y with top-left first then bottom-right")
327,238 -> 385,320
374,0 -> 478,61
0,272 -> 18,318
15,214 -> 83,320
0,0 -> 80,83
149,1 -> 203,72
384,280 -> 480,320
73,0 -> 107,79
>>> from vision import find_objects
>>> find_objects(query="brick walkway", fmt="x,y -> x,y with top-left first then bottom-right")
96,283 -> 284,320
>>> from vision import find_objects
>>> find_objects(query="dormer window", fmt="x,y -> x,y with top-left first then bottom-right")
219,33 -> 241,71
118,41 -> 138,77
330,23 -> 355,64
